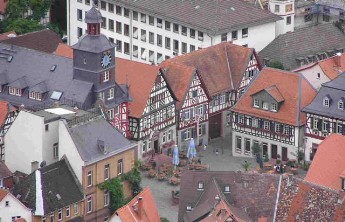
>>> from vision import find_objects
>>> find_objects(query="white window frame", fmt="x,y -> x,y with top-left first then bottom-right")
252,118 -> 258,128
87,171 -> 92,187
117,159 -> 123,175
323,97 -> 329,107
53,143 -> 59,159
235,136 -> 242,153
339,100 -> 344,110
108,88 -> 114,100
66,206 -> 70,217
74,203 -> 78,215
262,102 -> 269,110
162,132 -> 167,143
87,196 -> 92,213
103,71 -> 110,82
253,98 -> 259,108
104,190 -> 110,206
271,103 -> 277,112
185,128 -> 192,140
264,121 -> 269,130
284,126 -> 289,135
197,182 -> 204,190
220,95 -> 225,104
107,109 -> 114,119
239,115 -> 245,124
104,164 -> 109,181
50,213 -> 55,222
313,118 -> 318,130
167,130 -> 172,141
58,209 -> 62,221
224,185 -> 230,193
337,123 -> 342,134
29,91 -> 42,101
9,87 -> 21,96
275,124 -> 280,133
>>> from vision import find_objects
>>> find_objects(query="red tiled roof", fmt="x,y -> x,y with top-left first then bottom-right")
318,54 -> 345,80
0,0 -> 8,14
0,161 -> 12,179
13,219 -> 26,222
161,42 -> 254,96
0,188 -> 8,201
115,58 -> 160,118
1,29 -> 62,53
54,43 -> 73,59
0,31 -> 16,41
231,67 -> 316,126
114,187 -> 160,222
305,134 -> 345,190
0,100 -> 15,126
160,62 -> 196,109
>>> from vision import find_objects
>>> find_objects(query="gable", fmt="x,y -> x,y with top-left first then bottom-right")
181,72 -> 209,109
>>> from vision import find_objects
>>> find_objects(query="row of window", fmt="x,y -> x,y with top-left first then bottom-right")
311,117 -> 345,134
236,115 -> 292,135
196,181 -> 230,192
42,203 -> 79,222
97,88 -> 115,101
7,86 -> 44,101
253,99 -> 278,112
141,107 -> 174,130
181,105 -> 206,121
142,130 -> 173,152
235,136 -> 270,158
181,124 -> 206,141
86,159 -> 123,187
323,96 -> 345,110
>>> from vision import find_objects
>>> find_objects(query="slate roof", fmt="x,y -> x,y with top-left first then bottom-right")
316,0 -> 345,8
0,161 -> 12,179
178,171 -> 280,222
231,68 -> 317,126
68,117 -> 136,164
276,176 -> 345,222
114,0 -> 281,35
303,73 -> 345,119
12,158 -> 83,214
85,6 -> 103,23
115,58 -> 161,118
114,187 -> 160,222
72,34 -> 114,53
258,23 -> 345,70
0,29 -> 62,54
160,42 -> 256,96
305,134 -> 345,190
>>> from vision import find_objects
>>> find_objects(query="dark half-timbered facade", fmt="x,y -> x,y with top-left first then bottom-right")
0,107 -> 18,161
116,58 -> 176,159
231,68 -> 316,161
303,73 -> 345,161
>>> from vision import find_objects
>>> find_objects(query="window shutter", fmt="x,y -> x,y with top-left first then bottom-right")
310,117 -> 314,130
100,73 -> 103,83
317,119 -> 322,131
270,122 -> 275,132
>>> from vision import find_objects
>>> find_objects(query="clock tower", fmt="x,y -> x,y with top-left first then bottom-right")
72,6 -> 117,107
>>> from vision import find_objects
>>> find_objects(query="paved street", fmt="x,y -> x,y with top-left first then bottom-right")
141,134 -> 259,222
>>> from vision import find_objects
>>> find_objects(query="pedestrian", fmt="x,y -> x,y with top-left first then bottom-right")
273,164 -> 277,173
197,158 -> 201,164
215,148 -> 219,155
276,165 -> 280,174
203,144 -> 207,151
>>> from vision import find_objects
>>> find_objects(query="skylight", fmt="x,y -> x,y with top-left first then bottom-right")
50,91 -> 62,100
50,65 -> 57,72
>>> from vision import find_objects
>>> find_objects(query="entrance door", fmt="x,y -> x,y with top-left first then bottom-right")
209,113 -> 221,139
271,144 -> 278,159
282,147 -> 288,161
154,140 -> 159,153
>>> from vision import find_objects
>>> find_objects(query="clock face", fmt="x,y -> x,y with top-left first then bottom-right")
101,51 -> 112,68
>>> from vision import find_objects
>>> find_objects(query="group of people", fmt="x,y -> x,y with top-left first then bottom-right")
273,163 -> 284,174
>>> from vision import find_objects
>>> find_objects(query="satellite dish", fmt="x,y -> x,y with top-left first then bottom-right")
40,161 -> 46,168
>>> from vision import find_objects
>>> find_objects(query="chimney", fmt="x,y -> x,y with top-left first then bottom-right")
335,52 -> 342,67
137,197 -> 143,219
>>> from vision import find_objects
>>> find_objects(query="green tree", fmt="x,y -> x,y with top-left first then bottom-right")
28,0 -> 51,21
4,18 -> 41,34
242,160 -> 251,172
99,178 -> 126,213
160,217 -> 170,222
122,160 -> 142,196
4,0 -> 29,19
267,61 -> 285,70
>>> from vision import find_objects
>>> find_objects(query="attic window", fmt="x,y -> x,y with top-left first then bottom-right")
317,73 -> 320,79
50,91 -> 62,100
186,204 -> 192,211
224,185 -> 230,193
339,100 -> 344,110
5,201 -> 9,206
323,97 -> 330,107
50,65 -> 57,72
197,182 -> 204,190
7,56 -> 13,62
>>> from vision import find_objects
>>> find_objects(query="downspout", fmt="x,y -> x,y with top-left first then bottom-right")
129,9 -> 133,60
273,175 -> 282,222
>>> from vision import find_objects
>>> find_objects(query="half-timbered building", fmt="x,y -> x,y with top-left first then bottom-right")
116,58 -> 176,158
161,62 -> 210,150
303,73 -> 345,161
0,101 -> 17,161
159,42 -> 260,139
231,68 -> 316,161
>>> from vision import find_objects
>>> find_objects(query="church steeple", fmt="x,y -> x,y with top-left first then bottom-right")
85,7 -> 102,35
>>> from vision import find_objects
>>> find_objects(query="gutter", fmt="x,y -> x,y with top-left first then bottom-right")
272,175 -> 282,222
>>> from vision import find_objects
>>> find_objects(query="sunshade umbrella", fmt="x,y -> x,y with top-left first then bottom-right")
172,145 -> 180,169
187,138 -> 197,160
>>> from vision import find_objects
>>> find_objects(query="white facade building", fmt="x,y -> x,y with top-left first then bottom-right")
67,0 -> 282,64
0,189 -> 32,222
268,0 -> 295,35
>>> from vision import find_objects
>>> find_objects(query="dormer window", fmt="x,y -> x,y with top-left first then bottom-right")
197,182 -> 204,190
9,87 -> 21,96
339,99 -> 344,110
317,73 -> 320,79
29,91 -> 42,101
186,204 -> 192,211
262,102 -> 268,110
224,185 -> 230,193
323,96 -> 330,107
253,98 -> 259,108
271,103 -> 277,112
